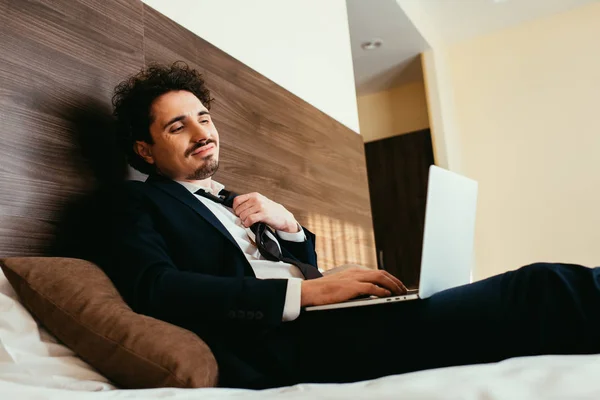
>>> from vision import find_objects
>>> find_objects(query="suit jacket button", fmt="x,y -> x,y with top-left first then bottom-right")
228,311 -> 235,319
246,311 -> 254,320
237,310 -> 246,319
255,311 -> 264,320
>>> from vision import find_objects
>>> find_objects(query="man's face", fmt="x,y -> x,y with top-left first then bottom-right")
135,90 -> 220,181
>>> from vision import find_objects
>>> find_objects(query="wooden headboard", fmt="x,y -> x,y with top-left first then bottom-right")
0,0 -> 376,270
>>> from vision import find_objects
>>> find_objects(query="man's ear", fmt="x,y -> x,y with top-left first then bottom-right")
133,141 -> 155,165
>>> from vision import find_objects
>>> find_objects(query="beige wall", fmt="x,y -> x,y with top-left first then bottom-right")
422,48 -> 462,171
434,2 -> 600,279
141,0 -> 360,132
357,80 -> 430,143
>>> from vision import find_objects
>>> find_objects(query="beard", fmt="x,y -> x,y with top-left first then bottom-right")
185,156 -> 219,180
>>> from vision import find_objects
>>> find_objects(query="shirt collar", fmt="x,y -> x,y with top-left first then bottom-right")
176,179 -> 225,196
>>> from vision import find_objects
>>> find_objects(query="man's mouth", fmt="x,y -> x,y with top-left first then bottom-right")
188,142 -> 216,157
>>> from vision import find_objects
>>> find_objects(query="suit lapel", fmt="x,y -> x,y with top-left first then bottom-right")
146,175 -> 241,251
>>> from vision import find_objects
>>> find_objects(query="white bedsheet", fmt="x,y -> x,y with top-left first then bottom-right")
2,269 -> 600,399
1,354 -> 600,400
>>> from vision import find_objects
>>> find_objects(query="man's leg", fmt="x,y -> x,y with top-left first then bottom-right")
421,262 -> 600,368
277,263 -> 600,384
274,293 -> 429,384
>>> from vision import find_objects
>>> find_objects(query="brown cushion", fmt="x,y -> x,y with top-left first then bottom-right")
0,257 -> 219,389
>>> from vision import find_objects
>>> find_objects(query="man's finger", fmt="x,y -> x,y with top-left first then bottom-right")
234,198 -> 257,216
364,270 -> 404,295
357,282 -> 391,298
232,193 -> 251,209
372,269 -> 406,292
381,273 -> 406,295
238,205 -> 261,222
381,270 -> 407,292
397,279 -> 408,292
243,212 -> 264,227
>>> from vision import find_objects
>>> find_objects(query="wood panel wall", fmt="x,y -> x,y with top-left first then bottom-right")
0,0 -> 376,270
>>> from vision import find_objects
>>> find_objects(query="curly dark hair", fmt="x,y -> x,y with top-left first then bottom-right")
112,61 -> 213,175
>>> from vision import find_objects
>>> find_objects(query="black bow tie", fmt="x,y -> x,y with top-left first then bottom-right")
194,188 -> 322,280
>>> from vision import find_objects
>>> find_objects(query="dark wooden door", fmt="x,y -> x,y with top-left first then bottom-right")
364,129 -> 434,289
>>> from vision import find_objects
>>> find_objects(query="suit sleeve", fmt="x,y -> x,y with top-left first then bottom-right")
276,227 -> 318,268
108,183 -> 288,329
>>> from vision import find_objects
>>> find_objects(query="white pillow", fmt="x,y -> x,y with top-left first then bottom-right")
0,269 -> 115,391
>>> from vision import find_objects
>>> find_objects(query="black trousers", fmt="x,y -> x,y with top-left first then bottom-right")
263,263 -> 600,386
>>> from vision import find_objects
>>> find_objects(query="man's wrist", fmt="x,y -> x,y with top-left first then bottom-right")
276,222 -> 306,242
281,220 -> 301,233
300,280 -> 312,307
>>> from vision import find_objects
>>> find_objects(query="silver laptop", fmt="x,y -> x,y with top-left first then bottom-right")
305,165 -> 478,312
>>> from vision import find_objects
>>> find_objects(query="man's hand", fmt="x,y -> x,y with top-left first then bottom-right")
301,268 -> 408,307
232,192 -> 300,233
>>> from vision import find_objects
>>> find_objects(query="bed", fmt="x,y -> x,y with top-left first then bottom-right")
1,0 -> 599,398
3,267 -> 600,400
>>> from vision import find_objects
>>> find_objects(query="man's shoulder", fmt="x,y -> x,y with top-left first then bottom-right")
112,178 -> 150,195
113,177 -> 188,205
121,178 -> 150,191
107,179 -> 162,204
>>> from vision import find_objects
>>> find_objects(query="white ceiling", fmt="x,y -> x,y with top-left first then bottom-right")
346,0 -> 429,96
398,0 -> 600,46
348,0 -> 600,96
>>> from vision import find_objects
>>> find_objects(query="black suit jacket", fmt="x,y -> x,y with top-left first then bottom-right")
105,174 -> 319,387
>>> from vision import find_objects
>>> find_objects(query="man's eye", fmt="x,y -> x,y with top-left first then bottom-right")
171,126 -> 183,133
200,119 -> 209,124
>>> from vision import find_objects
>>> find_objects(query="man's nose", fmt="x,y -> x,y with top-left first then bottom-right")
189,121 -> 211,142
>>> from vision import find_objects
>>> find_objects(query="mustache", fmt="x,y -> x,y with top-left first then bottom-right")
186,139 -> 216,157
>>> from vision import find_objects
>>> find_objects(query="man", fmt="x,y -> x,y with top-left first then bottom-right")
107,62 -> 600,389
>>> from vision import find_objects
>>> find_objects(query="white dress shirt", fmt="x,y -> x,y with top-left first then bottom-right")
176,180 -> 305,321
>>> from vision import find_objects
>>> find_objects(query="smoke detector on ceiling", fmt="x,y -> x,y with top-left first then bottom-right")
361,39 -> 383,51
